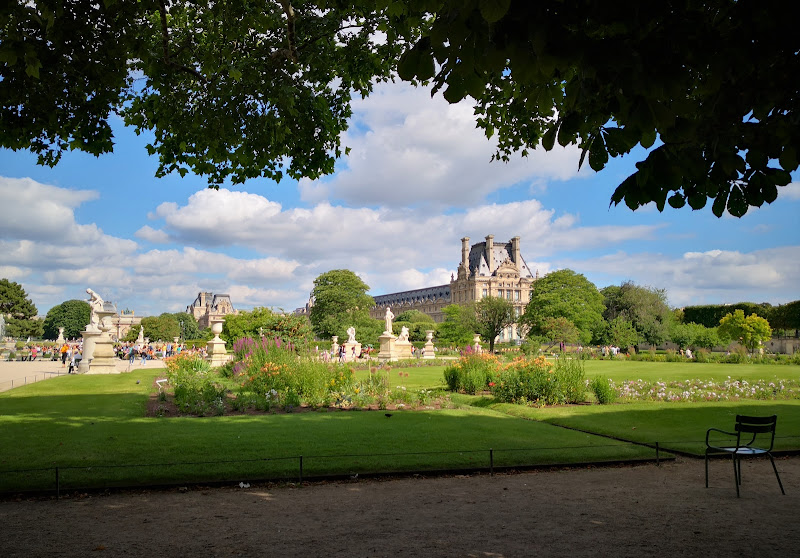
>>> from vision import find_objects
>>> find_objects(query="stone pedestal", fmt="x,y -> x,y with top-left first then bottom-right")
206,319 -> 229,367
78,329 -> 101,374
331,336 -> 340,360
87,308 -> 119,374
377,333 -> 396,362
343,342 -> 362,362
424,330 -> 436,359
394,340 -> 413,360
56,328 -> 65,346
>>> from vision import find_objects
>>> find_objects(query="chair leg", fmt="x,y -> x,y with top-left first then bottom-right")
768,454 -> 786,495
733,455 -> 740,497
705,453 -> 709,488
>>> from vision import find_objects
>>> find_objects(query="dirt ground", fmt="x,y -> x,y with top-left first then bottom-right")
1,456 -> 798,557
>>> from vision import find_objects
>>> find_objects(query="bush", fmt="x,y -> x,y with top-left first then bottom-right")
443,353 -> 498,394
165,353 -> 226,415
589,377 -> 616,404
491,356 -> 586,406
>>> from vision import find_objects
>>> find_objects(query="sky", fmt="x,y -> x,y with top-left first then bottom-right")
1,81 -> 799,318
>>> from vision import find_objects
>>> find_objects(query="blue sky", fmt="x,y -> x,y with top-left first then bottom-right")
1,81 -> 798,317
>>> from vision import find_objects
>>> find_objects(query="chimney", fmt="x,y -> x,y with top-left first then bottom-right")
485,234 -> 494,273
511,236 -> 521,269
461,237 -> 470,269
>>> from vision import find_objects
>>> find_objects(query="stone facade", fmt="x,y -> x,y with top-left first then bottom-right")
187,292 -> 237,329
111,310 -> 142,341
370,235 -> 537,343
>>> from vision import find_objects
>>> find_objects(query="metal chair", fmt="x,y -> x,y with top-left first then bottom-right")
705,414 -> 785,497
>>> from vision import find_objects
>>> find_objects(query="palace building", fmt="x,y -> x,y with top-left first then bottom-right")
369,235 -> 537,343
186,292 -> 237,329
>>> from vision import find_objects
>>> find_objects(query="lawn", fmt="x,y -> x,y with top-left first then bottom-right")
0,367 -> 653,493
2,357 -> 798,493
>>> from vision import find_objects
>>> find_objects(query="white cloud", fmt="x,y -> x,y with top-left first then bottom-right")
135,225 -> 170,243
298,82 -> 587,209
563,246 -> 800,307
782,182 -> 800,200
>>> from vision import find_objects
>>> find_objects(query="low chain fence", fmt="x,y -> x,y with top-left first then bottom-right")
0,371 -> 68,393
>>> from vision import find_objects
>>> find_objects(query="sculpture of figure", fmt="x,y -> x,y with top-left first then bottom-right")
397,326 -> 410,343
384,307 -> 394,334
346,326 -> 356,344
0,313 -> 5,338
86,288 -> 104,330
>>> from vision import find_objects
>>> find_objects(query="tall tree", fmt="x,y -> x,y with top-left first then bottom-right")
309,270 -> 375,340
718,310 -> 772,353
0,278 -> 42,338
42,299 -> 90,340
601,282 -> 672,347
169,312 -> 200,339
473,296 -> 514,353
521,269 -> 605,346
540,316 -> 580,348
435,304 -> 477,348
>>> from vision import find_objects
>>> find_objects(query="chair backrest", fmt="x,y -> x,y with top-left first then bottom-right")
735,415 -> 777,449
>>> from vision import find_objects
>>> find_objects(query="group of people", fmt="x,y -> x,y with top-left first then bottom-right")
58,342 -> 83,373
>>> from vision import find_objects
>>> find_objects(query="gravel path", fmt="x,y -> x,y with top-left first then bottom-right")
1,456 -> 797,557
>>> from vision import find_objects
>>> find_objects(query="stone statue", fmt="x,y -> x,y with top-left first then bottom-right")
0,313 -> 5,338
86,288 -> 104,331
384,307 -> 394,334
397,326 -> 410,343
346,326 -> 356,344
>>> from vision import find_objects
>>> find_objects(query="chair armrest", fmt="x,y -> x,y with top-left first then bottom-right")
706,428 -> 737,447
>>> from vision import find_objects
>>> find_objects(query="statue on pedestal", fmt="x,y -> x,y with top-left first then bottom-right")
86,288 -> 104,332
397,326 -> 410,343
346,326 -> 357,344
384,307 -> 394,335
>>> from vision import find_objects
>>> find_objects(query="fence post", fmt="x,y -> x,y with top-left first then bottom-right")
655,442 -> 660,466
490,448 -> 494,477
299,455 -> 303,484
56,467 -> 60,500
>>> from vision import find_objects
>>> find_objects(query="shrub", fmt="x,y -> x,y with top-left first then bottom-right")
491,356 -> 586,406
165,353 -> 226,415
443,353 -> 498,394
589,376 -> 616,404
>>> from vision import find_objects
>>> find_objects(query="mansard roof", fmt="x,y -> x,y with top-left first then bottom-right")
468,241 -> 534,278
373,285 -> 451,306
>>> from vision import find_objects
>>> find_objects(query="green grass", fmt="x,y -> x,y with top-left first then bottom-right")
0,368 -> 655,492
581,359 -> 800,383
3,358 -> 799,493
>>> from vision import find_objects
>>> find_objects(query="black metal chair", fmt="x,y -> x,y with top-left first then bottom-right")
705,414 -> 785,497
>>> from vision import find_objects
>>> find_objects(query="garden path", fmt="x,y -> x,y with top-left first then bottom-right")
1,456 -> 798,557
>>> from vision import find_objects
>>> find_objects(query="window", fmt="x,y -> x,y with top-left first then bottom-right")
515,290 -> 520,300
498,289 -> 503,298
506,290 -> 512,300
482,288 -> 488,298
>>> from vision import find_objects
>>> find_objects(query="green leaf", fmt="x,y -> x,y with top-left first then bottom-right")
588,133 -> 608,172
727,185 -> 747,217
763,182 -> 778,204
541,125 -> 557,151
479,0 -> 512,23
640,128 -> 657,149
778,145 -> 798,172
667,193 -> 685,209
397,37 -> 434,81
711,186 -> 729,218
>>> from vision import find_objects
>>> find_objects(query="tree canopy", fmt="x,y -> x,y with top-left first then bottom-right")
42,299 -> 90,340
601,282 -> 672,347
0,278 -> 42,339
396,1 -> 799,216
222,306 -> 312,348
1,0 -> 409,185
309,269 -> 375,339
4,2 -> 797,216
718,309 -> 771,353
473,296 -> 514,353
521,269 -> 605,345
